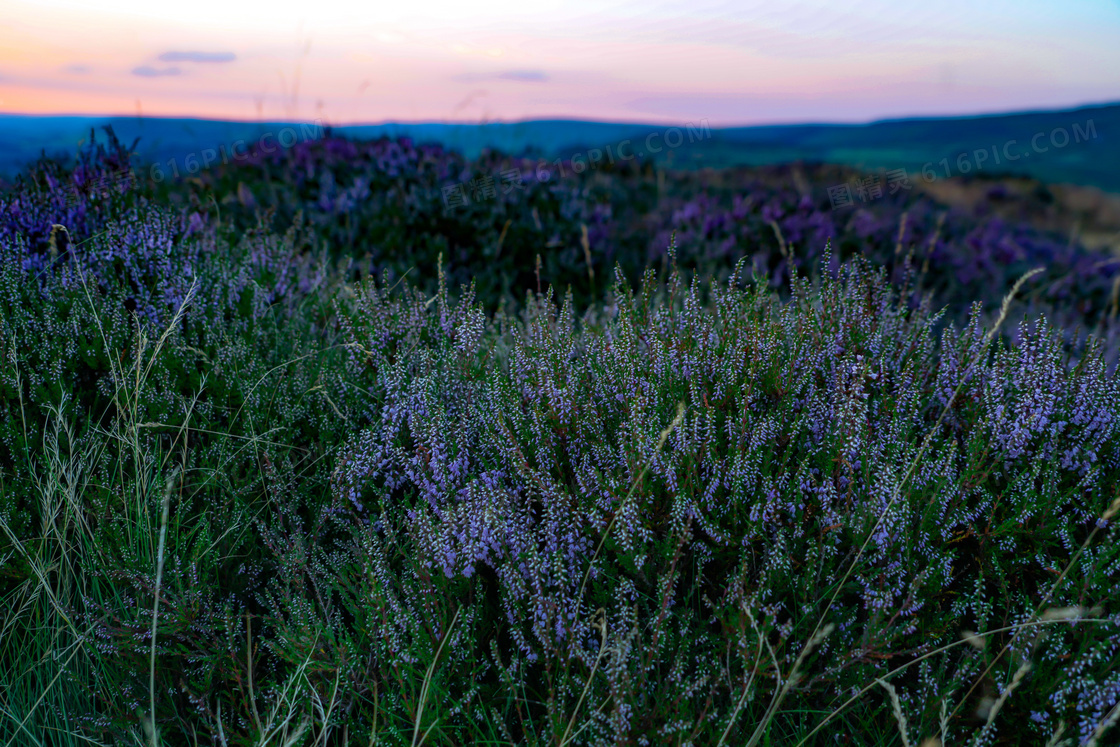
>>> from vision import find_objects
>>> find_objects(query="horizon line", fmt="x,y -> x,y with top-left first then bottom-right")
1,98 -> 1117,131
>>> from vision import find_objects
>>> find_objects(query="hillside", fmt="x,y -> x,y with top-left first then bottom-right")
1,101 -> 1116,192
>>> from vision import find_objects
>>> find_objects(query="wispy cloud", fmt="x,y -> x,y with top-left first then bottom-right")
498,70 -> 549,82
62,64 -> 92,75
158,51 -> 236,64
453,69 -> 549,83
132,65 -> 182,77
128,51 -> 233,79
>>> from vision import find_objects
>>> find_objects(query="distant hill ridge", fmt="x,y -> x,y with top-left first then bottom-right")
0,101 -> 1116,192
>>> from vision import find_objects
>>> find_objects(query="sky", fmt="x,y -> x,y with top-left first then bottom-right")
1,0 -> 1118,127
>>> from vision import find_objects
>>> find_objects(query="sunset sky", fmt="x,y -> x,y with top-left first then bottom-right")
2,0 -> 1118,126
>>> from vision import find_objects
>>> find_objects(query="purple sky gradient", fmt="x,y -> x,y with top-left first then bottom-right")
1,0 -> 1118,125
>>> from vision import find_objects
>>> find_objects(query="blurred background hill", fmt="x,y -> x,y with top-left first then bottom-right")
1,101 -> 1115,191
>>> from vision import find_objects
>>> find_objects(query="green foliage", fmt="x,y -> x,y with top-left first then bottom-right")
0,138 -> 1117,747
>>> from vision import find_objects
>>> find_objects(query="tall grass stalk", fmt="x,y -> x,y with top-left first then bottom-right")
411,605 -> 462,747
713,605 -> 766,747
1086,699 -> 1120,747
558,608 -> 607,747
145,468 -> 176,747
0,382 -> 108,744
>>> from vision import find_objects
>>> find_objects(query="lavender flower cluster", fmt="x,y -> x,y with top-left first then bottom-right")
331,255 -> 1120,743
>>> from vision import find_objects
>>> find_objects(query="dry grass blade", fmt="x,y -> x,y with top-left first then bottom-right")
715,604 -> 767,747
946,489 -> 1120,728
744,623 -> 835,747
895,212 -> 909,256
1039,606 -> 1103,622
877,678 -> 911,747
1086,700 -> 1120,747
970,660 -> 1031,746
1042,719 -> 1068,747
794,615 -> 1113,743
147,466 -> 178,746
412,605 -> 462,747
770,220 -> 789,260
559,607 -> 608,747
960,630 -> 987,650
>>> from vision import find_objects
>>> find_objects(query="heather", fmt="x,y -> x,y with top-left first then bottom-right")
11,127 -> 1119,342
0,133 -> 1118,746
157,129 -> 1120,346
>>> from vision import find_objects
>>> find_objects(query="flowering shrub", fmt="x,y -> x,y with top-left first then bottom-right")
639,170 -> 1119,340
324,255 -> 1119,744
158,130 -> 1120,368
1,131 -> 1117,746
